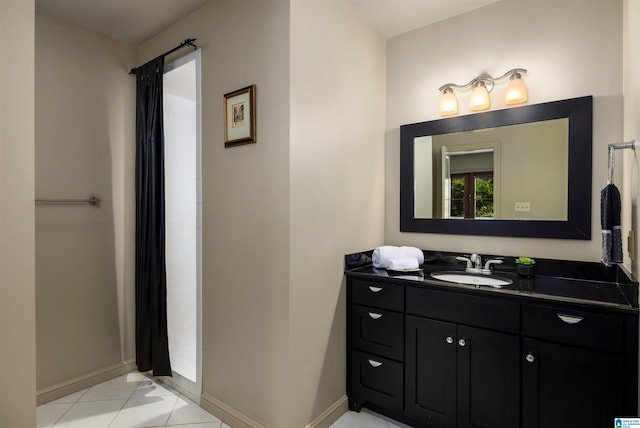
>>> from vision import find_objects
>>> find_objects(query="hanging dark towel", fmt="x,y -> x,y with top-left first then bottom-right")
601,184 -> 623,266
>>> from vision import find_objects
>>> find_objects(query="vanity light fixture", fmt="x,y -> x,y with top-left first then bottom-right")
439,87 -> 458,116
470,81 -> 490,111
439,68 -> 528,116
504,71 -> 528,105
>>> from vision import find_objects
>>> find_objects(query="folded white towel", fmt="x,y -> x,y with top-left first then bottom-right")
372,246 -> 424,268
387,258 -> 419,270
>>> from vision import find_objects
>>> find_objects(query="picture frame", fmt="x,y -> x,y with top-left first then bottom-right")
224,84 -> 256,148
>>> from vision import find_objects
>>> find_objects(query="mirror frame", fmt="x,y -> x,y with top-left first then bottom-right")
400,96 -> 593,239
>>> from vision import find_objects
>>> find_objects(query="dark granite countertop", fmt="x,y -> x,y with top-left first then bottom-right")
345,250 -> 639,313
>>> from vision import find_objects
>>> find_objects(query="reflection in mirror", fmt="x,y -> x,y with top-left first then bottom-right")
414,119 -> 568,220
442,145 -> 496,219
400,96 -> 592,239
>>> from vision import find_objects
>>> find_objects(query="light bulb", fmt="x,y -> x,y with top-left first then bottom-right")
505,72 -> 528,105
439,87 -> 458,116
470,81 -> 490,111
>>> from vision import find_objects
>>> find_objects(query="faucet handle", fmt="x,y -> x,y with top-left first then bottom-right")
483,259 -> 503,271
456,256 -> 473,268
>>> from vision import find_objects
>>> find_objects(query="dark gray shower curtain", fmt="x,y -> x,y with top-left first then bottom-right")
135,56 -> 172,376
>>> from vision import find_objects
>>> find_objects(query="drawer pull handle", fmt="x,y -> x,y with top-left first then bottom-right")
368,359 -> 383,368
526,353 -> 535,363
458,338 -> 466,347
368,312 -> 383,320
446,336 -> 454,344
368,286 -> 383,293
557,314 -> 583,324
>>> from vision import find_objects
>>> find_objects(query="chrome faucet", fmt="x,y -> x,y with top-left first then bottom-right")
456,253 -> 503,274
456,253 -> 483,273
470,253 -> 482,270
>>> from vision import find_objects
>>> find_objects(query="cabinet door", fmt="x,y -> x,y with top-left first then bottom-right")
522,338 -> 622,428
406,316 -> 457,428
457,325 -> 520,428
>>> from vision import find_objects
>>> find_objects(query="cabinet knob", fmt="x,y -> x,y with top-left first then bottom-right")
368,359 -> 383,368
526,353 -> 535,363
368,286 -> 383,293
446,336 -> 454,344
368,312 -> 383,320
458,338 -> 466,347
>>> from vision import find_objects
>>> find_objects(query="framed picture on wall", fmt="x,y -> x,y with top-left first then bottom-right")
224,84 -> 256,148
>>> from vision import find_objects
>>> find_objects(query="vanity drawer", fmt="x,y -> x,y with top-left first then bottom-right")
522,304 -> 624,353
406,287 -> 519,333
352,305 -> 404,361
352,279 -> 404,312
352,350 -> 403,412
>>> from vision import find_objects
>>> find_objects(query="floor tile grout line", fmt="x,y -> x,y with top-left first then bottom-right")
158,392 -> 180,427
47,387 -> 88,428
48,402 -> 74,428
51,380 -> 127,428
163,391 -> 185,427
67,397 -> 132,403
136,374 -> 184,427
106,377 -> 145,428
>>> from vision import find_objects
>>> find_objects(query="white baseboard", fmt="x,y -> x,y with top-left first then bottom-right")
200,392 -> 268,428
200,392 -> 348,428
37,360 -> 136,406
305,395 -> 348,428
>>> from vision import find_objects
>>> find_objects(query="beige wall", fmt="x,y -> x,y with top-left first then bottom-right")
139,1 -> 385,426
386,0 -> 623,262
623,0 -> 640,277
290,0 -> 385,426
35,13 -> 136,391
138,1 -> 291,426
0,0 -> 36,426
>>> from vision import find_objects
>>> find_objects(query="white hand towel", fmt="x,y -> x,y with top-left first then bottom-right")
387,258 -> 419,270
372,246 -> 424,268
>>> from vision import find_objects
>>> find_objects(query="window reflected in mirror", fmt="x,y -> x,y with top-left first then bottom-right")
449,172 -> 494,219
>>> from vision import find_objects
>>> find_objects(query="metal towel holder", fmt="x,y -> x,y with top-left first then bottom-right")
608,140 -> 637,185
35,196 -> 100,206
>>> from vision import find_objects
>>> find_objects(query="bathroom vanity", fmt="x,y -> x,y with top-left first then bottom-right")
345,251 -> 639,428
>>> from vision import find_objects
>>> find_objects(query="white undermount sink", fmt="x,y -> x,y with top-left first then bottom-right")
430,271 -> 513,288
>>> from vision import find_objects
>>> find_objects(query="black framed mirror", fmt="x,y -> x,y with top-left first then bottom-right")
400,96 -> 592,239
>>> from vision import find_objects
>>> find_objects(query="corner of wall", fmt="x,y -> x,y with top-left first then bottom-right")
0,0 -> 36,426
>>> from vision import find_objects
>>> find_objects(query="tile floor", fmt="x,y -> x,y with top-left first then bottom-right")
37,373 -> 227,428
331,408 -> 413,428
37,373 -> 411,428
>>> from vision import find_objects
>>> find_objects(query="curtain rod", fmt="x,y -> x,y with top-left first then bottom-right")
129,38 -> 197,75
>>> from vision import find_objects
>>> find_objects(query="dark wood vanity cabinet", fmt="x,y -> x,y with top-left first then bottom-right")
521,338 -> 621,428
405,317 -> 519,428
349,279 -> 405,412
346,276 -> 638,428
521,303 -> 634,428
404,287 -> 520,428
